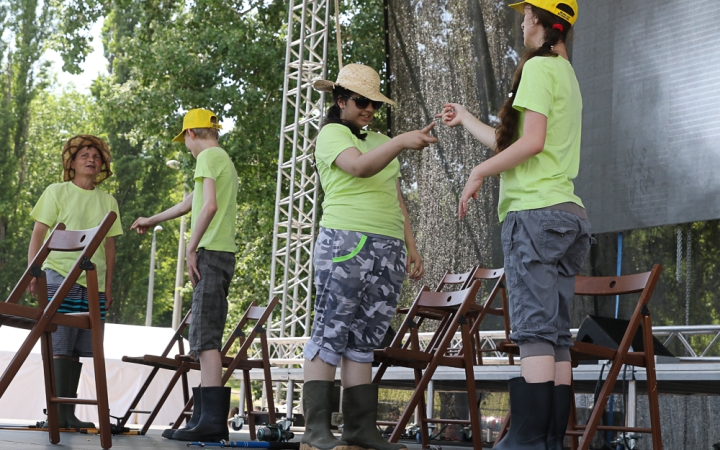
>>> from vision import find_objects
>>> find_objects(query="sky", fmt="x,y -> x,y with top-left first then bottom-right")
42,18 -> 235,132
43,19 -> 108,93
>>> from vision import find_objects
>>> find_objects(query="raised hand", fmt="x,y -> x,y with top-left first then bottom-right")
436,103 -> 468,128
400,122 -> 438,150
130,217 -> 154,234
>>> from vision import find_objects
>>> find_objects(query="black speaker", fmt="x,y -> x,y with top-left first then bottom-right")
576,315 -> 674,358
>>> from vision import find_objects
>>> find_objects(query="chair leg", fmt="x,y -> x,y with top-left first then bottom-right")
141,363 -> 188,435
118,367 -> 161,428
464,365 -> 482,450
243,370 -> 256,440
90,315 -> 111,448
41,332 -> 60,444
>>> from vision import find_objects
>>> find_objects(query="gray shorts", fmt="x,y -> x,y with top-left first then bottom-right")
501,210 -> 592,349
189,249 -> 235,359
45,270 -> 105,357
304,227 -> 407,365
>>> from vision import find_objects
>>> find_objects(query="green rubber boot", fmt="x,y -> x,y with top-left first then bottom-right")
300,381 -> 351,450
340,384 -> 406,450
49,358 -> 95,429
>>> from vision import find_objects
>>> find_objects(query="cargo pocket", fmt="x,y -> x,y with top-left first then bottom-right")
332,233 -> 367,263
538,221 -> 579,264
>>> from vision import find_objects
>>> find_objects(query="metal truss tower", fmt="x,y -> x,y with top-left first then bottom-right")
268,0 -> 329,357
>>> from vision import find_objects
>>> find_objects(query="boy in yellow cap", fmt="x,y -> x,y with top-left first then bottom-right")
131,108 -> 238,442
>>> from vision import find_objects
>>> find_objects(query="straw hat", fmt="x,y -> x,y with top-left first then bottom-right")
62,135 -> 113,185
313,64 -> 395,106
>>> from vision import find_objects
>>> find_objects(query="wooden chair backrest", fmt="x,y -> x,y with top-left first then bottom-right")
5,211 -> 117,310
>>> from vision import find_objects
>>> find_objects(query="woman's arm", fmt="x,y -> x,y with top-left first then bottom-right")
333,123 -> 437,178
104,237 -> 116,309
27,221 -> 50,295
437,103 -> 497,150
397,181 -> 424,280
458,110 -> 548,219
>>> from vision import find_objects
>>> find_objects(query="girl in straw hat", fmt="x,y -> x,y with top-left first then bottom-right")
302,63 -> 436,450
439,1 -> 588,448
27,135 -> 123,430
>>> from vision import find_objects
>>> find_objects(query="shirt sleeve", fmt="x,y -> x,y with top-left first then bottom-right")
315,125 -> 358,167
513,57 -> 554,117
30,186 -> 59,228
194,148 -> 220,182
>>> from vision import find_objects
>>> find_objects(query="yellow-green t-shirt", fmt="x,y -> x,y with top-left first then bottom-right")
498,56 -> 584,222
315,124 -> 405,241
30,182 -> 123,289
192,147 -> 238,252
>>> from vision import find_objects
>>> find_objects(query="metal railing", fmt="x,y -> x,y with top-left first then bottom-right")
253,325 -> 720,365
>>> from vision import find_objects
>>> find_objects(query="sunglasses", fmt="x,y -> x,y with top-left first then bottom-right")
347,96 -> 384,110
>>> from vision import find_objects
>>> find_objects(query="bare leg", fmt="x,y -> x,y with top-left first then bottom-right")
199,349 -> 222,387
520,355 -> 555,383
554,361 -> 572,386
304,356 -> 337,382
339,358 -> 371,388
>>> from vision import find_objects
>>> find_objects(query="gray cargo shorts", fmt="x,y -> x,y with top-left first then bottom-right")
502,209 -> 592,349
304,227 -> 407,365
189,249 -> 236,359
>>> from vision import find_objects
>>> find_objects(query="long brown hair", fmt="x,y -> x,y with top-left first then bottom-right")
495,5 -> 573,153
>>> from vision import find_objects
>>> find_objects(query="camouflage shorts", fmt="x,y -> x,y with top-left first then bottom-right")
304,227 -> 407,365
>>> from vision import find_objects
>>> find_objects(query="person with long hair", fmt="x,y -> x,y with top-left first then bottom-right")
438,1 -> 589,448
302,63 -> 436,450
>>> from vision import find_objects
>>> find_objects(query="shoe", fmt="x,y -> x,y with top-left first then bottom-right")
173,386 -> 230,442
340,384 -> 406,450
300,380 -> 350,450
547,384 -> 572,450
494,377 -> 553,450
162,386 -> 202,439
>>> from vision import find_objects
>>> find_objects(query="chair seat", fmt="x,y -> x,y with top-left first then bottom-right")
373,348 -> 432,369
0,315 -> 58,332
122,355 -> 182,371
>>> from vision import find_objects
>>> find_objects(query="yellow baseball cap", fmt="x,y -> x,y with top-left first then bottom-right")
172,108 -> 223,143
508,0 -> 578,26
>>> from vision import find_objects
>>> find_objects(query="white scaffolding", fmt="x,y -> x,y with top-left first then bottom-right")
268,0 -> 329,355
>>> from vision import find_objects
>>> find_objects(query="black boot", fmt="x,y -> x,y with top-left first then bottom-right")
341,384 -> 406,450
173,386 -> 230,442
163,386 -> 202,439
494,377 -> 553,450
300,380 -> 350,450
547,384 -> 572,450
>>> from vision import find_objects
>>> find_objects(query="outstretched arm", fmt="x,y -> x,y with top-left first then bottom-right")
458,109 -> 547,219
437,103 -> 497,150
131,192 -> 194,234
334,123 -> 437,178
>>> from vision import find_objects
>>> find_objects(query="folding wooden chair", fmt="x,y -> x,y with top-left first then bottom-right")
373,280 -> 483,450
461,267 -> 512,366
390,266 -> 512,366
120,296 -> 280,439
117,311 -> 193,431
0,211 -> 116,449
497,265 -> 663,450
